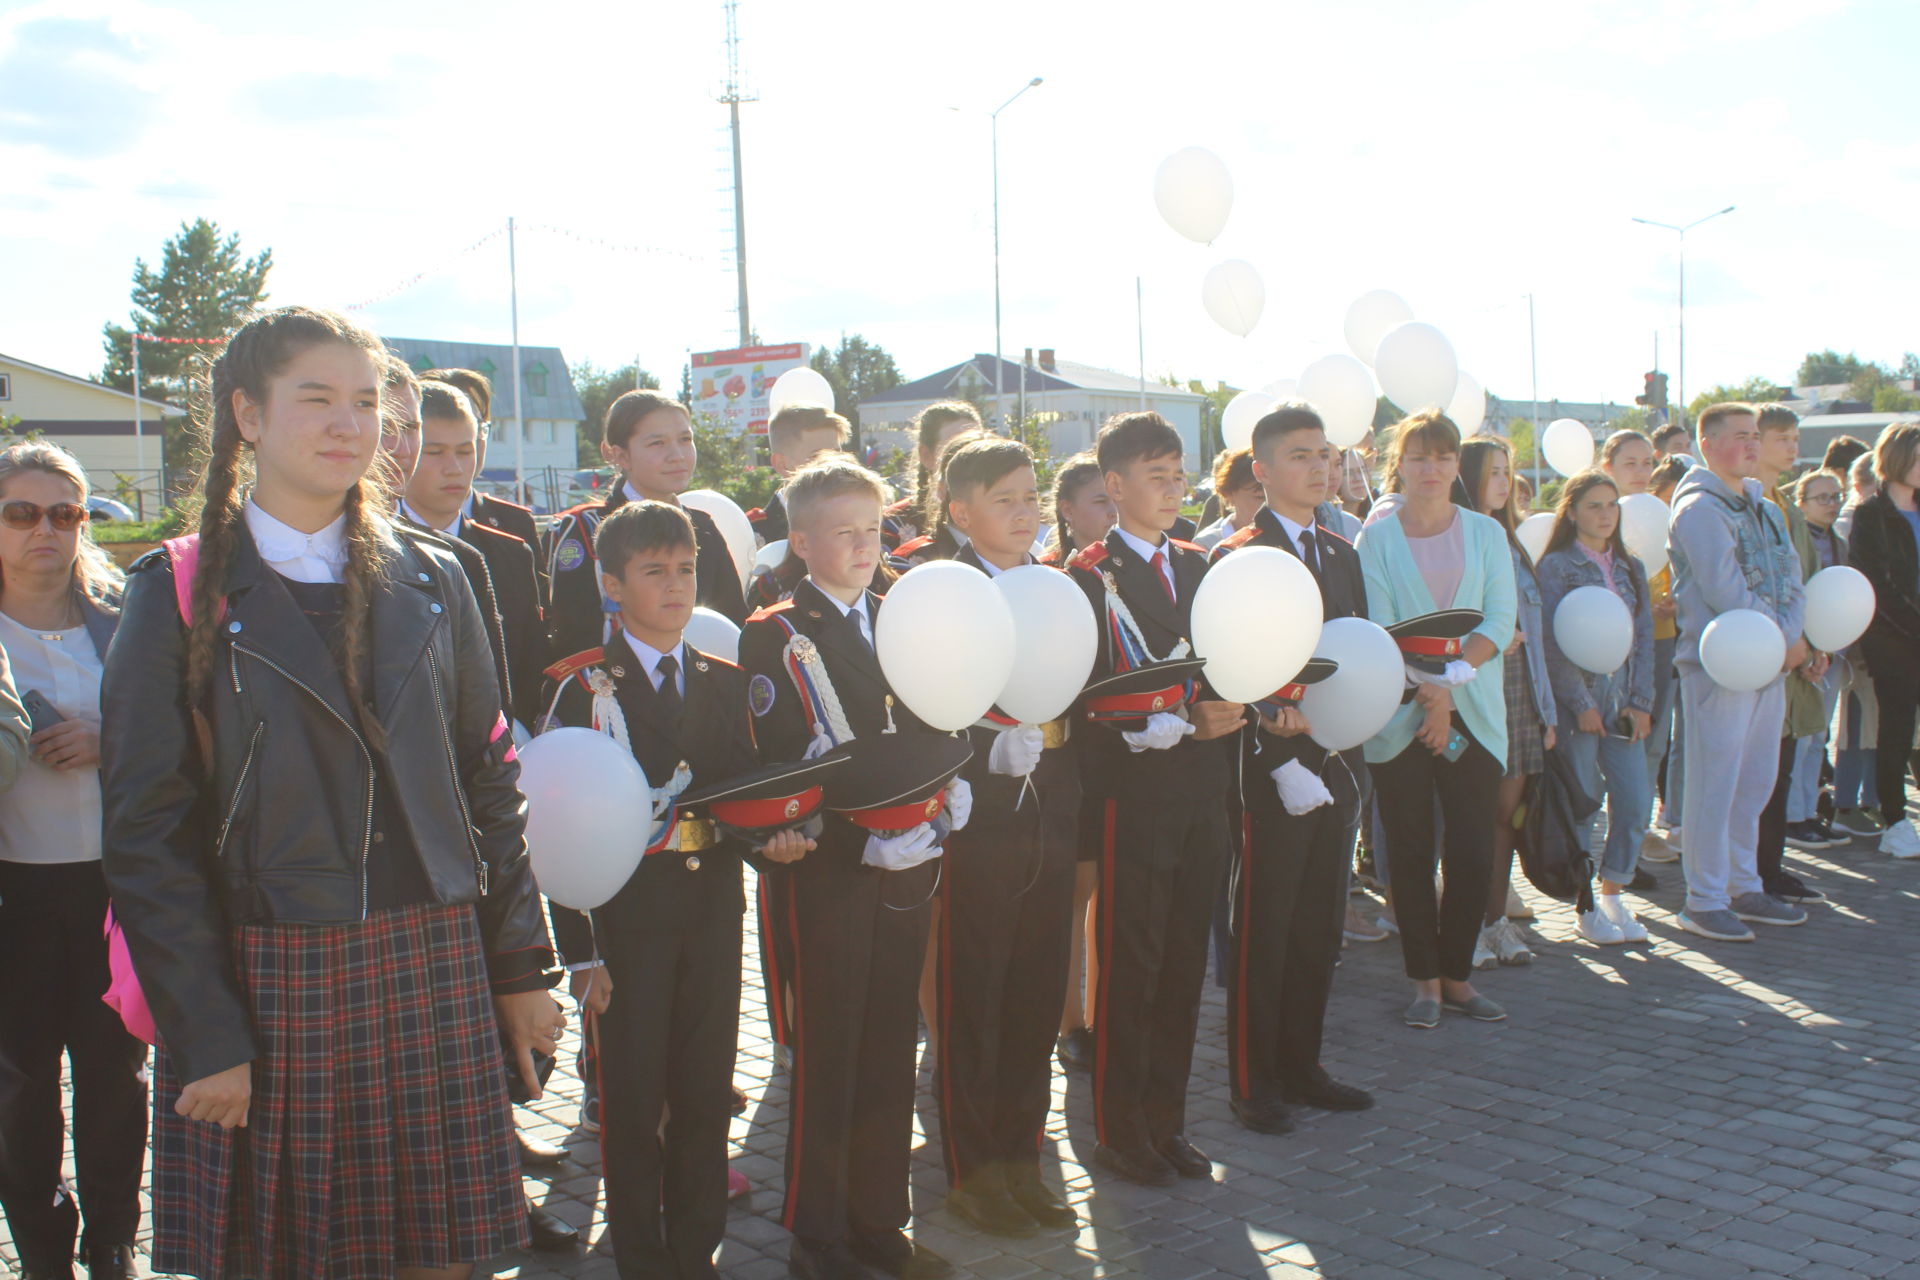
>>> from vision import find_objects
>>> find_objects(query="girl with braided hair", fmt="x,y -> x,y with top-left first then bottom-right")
100,306 -> 562,1280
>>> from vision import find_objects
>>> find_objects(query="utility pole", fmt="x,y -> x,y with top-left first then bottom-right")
717,0 -> 756,346
1528,292 -> 1541,497
989,76 -> 1043,428
1632,205 -> 1735,427
509,216 -> 524,501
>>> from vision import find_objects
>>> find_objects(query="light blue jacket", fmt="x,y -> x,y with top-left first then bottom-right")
1510,545 -> 1557,733
1356,508 -> 1519,769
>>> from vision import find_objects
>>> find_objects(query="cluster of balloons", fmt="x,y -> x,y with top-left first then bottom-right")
1154,148 -> 1268,339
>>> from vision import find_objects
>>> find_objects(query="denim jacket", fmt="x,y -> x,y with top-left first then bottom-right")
1510,545 -> 1557,730
1536,544 -> 1656,720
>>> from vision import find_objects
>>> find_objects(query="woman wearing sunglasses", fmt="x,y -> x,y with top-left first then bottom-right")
0,441 -> 148,1280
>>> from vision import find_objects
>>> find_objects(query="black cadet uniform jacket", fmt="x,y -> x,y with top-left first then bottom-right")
546,489 -> 749,665
545,632 -> 759,965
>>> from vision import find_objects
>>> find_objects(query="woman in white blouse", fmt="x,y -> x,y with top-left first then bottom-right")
0,441 -> 146,1280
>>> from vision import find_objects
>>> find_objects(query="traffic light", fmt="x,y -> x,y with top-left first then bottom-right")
1636,371 -> 1669,410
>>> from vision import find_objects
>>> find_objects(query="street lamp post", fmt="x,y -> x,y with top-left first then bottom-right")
1631,205 -> 1735,426
991,76 -> 1043,430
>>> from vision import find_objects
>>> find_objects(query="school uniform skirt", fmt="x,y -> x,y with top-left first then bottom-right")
1504,655 -> 1547,779
149,902 -> 527,1280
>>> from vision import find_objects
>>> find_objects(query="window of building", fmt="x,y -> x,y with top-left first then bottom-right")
410,354 -> 435,372
0,373 -> 11,400
525,361 -> 549,397
473,357 -> 497,378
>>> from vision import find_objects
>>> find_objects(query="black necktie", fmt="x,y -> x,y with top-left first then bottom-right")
1299,528 -> 1321,576
846,604 -> 872,651
654,654 -> 683,722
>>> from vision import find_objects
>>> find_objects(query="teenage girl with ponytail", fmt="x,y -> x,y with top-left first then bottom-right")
100,306 -> 563,1280
884,400 -> 981,550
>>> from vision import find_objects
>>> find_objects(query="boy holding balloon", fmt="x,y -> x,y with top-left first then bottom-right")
543,500 -> 812,1279
1067,411 -> 1246,1188
740,456 -> 971,1280
1212,405 -> 1376,1135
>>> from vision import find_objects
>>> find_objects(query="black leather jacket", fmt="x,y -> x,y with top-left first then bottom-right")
100,521 -> 551,1085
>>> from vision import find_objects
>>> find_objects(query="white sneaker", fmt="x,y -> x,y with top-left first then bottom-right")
1504,886 -> 1534,921
1639,831 -> 1679,864
1596,893 -> 1649,942
1491,917 -> 1535,965
1578,907 -> 1627,945
1879,818 -> 1920,859
1472,925 -> 1499,970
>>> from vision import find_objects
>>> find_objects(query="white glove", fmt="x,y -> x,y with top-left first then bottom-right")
1123,712 -> 1196,753
1271,760 -> 1335,816
943,777 -> 973,831
1407,660 -> 1476,689
988,725 -> 1046,777
862,823 -> 942,870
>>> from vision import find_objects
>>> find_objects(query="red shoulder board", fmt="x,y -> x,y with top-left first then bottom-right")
1318,526 -> 1354,549
1168,538 -> 1205,555
895,535 -> 934,558
886,497 -> 915,516
1216,525 -> 1260,553
1068,542 -> 1109,572
688,647 -> 742,671
746,599 -> 797,625
554,501 -> 599,522
746,507 -> 766,523
543,647 -> 604,683
1038,545 -> 1062,566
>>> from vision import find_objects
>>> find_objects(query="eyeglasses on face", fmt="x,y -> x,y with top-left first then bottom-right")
0,501 -> 89,532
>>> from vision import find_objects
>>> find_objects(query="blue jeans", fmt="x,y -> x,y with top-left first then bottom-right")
1563,727 -> 1654,885
1834,684 -> 1880,811
1645,635 -> 1677,810
1787,673 -> 1841,823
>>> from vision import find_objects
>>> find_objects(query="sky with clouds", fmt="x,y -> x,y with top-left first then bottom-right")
2,0 -> 1914,415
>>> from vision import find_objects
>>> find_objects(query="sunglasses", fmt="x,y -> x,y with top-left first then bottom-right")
1,501 -> 89,532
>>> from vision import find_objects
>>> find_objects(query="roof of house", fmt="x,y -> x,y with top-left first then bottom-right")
382,337 -> 585,421
0,351 -> 184,415
860,353 -> 1204,407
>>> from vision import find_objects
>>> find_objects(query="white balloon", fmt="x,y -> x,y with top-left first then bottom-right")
1552,584 -> 1634,675
517,728 -> 653,910
1191,546 -> 1324,702
753,537 -> 789,574
1517,513 -> 1555,563
1300,618 -> 1406,751
766,366 -> 836,419
1344,289 -> 1415,366
1446,370 -> 1486,436
993,565 -> 1098,724
1803,565 -> 1876,653
1221,390 -> 1278,451
876,561 -> 1017,732
1153,146 -> 1234,244
1261,377 -> 1298,400
1297,353 -> 1378,448
1374,321 -> 1459,412
1201,259 -> 1264,337
680,489 -> 756,589
1700,608 -> 1787,692
1542,419 -> 1595,478
684,606 -> 741,664
1617,493 -> 1671,577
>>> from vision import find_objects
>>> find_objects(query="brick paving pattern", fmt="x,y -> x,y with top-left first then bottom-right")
8,832 -> 1920,1278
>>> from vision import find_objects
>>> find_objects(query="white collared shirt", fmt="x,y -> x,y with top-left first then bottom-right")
971,550 -> 1031,579
1111,525 -> 1176,598
245,498 -> 348,584
400,498 -> 462,539
622,632 -> 686,697
810,580 -> 874,648
1274,511 -> 1318,562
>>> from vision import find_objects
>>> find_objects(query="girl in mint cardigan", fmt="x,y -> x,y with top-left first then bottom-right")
1355,412 -> 1517,1029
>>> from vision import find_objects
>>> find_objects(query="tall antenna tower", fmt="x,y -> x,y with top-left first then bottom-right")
717,0 -> 756,346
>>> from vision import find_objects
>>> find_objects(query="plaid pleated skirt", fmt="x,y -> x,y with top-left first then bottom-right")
150,902 -> 528,1280
1504,655 -> 1547,778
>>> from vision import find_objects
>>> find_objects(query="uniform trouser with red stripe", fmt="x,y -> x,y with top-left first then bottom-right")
757,872 -> 796,1048
595,860 -> 743,1279
933,808 -> 1076,1192
1226,785 -> 1353,1105
774,851 -> 935,1244
1092,795 -> 1231,1153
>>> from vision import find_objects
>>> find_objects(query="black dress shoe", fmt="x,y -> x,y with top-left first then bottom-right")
1230,1095 -> 1296,1134
1154,1135 -> 1213,1179
84,1246 -> 136,1280
847,1230 -> 954,1279
1055,1026 -> 1094,1074
789,1237 -> 866,1280
947,1183 -> 1037,1237
517,1131 -> 566,1168
1093,1141 -> 1177,1187
1004,1172 -> 1077,1230
1281,1069 -> 1376,1112
526,1200 -> 579,1252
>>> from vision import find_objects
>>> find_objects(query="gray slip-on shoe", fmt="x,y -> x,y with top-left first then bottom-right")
1678,909 -> 1755,941
1403,997 -> 1441,1029
1442,994 -> 1508,1022
1731,892 -> 1807,927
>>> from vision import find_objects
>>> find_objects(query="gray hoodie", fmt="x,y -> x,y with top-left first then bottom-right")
1666,465 -> 1805,675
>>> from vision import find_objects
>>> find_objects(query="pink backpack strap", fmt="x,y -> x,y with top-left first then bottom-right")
162,534 -> 225,625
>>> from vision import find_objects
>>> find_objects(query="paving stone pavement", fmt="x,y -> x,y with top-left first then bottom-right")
8,829 -> 1920,1279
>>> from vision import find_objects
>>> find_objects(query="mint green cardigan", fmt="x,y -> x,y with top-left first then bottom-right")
1355,508 -> 1518,769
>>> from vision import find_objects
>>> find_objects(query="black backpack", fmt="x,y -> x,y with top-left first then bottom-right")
1515,744 -> 1601,912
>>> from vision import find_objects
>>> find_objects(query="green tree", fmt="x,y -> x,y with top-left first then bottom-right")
1796,349 -> 1869,386
1505,417 -> 1537,469
1846,363 -> 1920,413
687,410 -> 777,510
809,335 -> 903,439
1605,406 -> 1654,435
1900,352 -> 1920,381
1687,376 -> 1782,423
100,219 -> 271,476
570,360 -> 659,466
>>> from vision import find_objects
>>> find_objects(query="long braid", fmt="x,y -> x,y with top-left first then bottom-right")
185,342 -> 255,708
338,479 -> 396,753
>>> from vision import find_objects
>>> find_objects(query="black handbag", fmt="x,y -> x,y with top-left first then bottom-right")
1514,744 -> 1601,912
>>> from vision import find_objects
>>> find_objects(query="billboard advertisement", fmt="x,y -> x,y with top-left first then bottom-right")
690,342 -> 812,435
